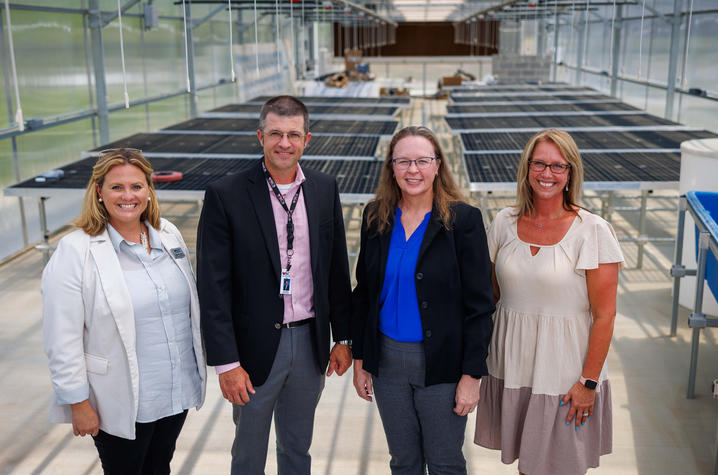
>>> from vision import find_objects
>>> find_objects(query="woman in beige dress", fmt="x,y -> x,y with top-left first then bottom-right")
474,129 -> 624,474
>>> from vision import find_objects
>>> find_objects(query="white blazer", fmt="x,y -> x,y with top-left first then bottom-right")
41,218 -> 207,439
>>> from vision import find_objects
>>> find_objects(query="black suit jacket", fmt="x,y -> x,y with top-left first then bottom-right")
197,159 -> 352,386
352,201 -> 495,386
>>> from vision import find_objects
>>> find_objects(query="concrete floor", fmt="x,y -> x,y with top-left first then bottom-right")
1,99 -> 717,474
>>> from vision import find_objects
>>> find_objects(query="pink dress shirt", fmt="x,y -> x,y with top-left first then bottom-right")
216,163 -> 315,375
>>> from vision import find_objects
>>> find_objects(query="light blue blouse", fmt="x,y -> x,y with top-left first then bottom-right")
107,223 -> 202,423
378,208 -> 431,342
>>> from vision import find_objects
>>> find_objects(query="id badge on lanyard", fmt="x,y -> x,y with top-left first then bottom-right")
279,268 -> 292,295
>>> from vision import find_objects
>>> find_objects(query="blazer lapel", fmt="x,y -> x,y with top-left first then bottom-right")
377,219 -> 393,292
416,209 -> 442,266
248,161 -> 282,280
302,172 -> 320,277
159,229 -> 193,282
89,233 -> 135,349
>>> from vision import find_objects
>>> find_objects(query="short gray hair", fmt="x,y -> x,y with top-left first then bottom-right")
258,95 -> 309,134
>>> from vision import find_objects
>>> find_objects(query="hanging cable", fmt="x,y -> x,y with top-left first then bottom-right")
301,0 -> 306,74
567,0 -> 576,63
681,0 -> 695,88
290,0 -> 295,74
638,0 -> 646,80
182,0 -> 191,92
3,0 -> 23,131
253,0 -> 260,76
228,0 -> 236,82
276,0 -> 281,72
116,0 -> 130,108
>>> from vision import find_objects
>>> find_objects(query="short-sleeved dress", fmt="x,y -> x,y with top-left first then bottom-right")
474,207 -> 624,475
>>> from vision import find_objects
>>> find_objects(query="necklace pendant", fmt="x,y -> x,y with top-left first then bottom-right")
140,230 -> 149,250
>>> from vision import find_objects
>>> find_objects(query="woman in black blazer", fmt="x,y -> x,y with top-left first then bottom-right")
352,126 -> 495,474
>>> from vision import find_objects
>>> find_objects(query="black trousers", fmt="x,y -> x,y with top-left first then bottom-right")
92,410 -> 188,475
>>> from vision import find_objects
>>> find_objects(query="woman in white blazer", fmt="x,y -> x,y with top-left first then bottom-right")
42,149 -> 206,474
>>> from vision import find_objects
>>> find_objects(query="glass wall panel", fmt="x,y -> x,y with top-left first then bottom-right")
677,94 -> 718,133
681,14 -> 718,93
5,10 -> 92,121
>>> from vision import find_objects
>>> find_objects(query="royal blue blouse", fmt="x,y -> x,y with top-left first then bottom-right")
378,207 -> 432,342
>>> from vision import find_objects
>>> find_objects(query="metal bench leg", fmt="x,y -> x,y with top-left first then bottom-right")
687,232 -> 709,399
671,197 -> 687,337
636,190 -> 649,269
38,197 -> 50,266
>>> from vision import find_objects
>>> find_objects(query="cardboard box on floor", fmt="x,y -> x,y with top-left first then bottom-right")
380,87 -> 409,97
344,49 -> 362,72
441,76 -> 463,86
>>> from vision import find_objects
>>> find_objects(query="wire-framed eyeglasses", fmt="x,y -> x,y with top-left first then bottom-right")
263,130 -> 305,145
391,157 -> 437,170
529,160 -> 571,174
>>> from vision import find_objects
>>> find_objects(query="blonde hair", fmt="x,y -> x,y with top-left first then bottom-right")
366,126 -> 465,233
73,149 -> 161,236
514,129 -> 584,217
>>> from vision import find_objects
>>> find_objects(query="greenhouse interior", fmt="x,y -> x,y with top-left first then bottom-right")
1,0 -> 717,473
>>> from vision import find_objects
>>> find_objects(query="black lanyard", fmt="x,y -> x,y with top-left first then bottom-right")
262,161 -> 301,271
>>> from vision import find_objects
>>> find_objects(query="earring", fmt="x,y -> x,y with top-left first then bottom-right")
98,197 -> 103,202
147,197 -> 151,201
565,184 -> 569,192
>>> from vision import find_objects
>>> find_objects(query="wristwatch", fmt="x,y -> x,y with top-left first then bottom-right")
579,376 -> 598,390
337,339 -> 352,347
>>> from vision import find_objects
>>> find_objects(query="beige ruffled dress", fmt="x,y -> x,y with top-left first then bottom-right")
475,207 -> 624,475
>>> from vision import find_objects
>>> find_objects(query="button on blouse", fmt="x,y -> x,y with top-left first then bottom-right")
107,223 -> 202,423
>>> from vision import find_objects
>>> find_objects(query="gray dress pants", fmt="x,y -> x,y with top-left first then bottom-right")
231,324 -> 325,475
372,334 -> 467,475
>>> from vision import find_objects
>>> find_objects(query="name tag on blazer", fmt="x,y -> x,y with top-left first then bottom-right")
170,247 -> 186,259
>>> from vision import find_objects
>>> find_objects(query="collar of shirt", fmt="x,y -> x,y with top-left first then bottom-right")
107,221 -> 162,253
266,162 -> 306,196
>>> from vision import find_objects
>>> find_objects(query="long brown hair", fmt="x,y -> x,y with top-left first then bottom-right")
514,128 -> 584,217
366,126 -> 465,233
73,149 -> 161,236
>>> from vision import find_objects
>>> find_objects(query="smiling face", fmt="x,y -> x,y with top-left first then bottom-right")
96,163 -> 150,229
528,139 -> 571,205
257,112 -> 311,183
392,135 -> 440,202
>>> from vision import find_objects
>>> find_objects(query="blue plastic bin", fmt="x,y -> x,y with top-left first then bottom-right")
688,191 -> 718,301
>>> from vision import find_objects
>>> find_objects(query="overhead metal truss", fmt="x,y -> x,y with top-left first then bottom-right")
173,0 -> 397,26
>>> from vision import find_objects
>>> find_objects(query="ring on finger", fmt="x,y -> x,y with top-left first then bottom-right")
582,412 -> 589,417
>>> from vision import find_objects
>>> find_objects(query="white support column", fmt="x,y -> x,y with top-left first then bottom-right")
609,4 -> 623,98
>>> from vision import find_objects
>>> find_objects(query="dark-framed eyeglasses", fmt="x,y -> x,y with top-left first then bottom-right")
529,160 -> 571,174
391,157 -> 437,170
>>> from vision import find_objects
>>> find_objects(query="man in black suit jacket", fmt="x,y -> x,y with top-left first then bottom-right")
197,96 -> 352,474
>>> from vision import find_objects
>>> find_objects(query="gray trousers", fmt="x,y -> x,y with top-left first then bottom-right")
231,324 -> 325,475
373,334 -> 467,475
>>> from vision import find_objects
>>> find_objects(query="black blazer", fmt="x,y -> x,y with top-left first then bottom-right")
197,159 -> 352,386
352,201 -> 495,386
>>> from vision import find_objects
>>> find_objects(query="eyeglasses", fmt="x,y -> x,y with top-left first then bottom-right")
529,160 -> 571,174
391,157 -> 437,170
97,148 -> 143,157
263,130 -> 305,145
